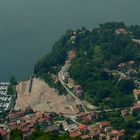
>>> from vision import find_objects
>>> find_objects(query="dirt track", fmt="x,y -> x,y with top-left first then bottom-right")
15,78 -> 79,114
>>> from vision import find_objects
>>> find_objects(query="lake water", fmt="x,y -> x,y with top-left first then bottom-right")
0,0 -> 140,81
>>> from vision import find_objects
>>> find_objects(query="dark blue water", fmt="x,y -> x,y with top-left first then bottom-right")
0,0 -> 140,81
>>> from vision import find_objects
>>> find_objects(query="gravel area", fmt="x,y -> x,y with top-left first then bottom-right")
15,78 -> 78,114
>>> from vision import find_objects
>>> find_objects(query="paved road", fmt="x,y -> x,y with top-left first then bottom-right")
58,61 -> 131,114
132,39 -> 140,44
58,60 -> 135,120
58,61 -> 87,112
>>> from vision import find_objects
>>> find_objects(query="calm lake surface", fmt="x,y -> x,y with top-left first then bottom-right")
0,0 -> 140,81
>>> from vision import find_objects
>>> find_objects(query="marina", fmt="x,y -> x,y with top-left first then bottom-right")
0,82 -> 13,113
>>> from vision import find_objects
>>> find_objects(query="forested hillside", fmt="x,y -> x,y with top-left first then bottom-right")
34,22 -> 140,108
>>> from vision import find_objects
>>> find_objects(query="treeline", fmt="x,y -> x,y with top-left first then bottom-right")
34,22 -> 140,108
8,129 -> 80,140
5,124 -> 140,140
34,30 -> 74,81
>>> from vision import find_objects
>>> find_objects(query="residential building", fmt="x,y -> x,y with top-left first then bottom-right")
68,51 -> 76,60
74,85 -> 84,98
115,28 -> 128,35
133,89 -> 140,100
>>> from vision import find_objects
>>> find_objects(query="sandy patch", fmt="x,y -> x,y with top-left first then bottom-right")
15,78 -> 78,115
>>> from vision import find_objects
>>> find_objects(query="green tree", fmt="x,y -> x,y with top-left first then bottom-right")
9,76 -> 17,85
59,123 -> 64,131
131,131 -> 140,140
0,134 -> 3,140
10,129 -> 23,140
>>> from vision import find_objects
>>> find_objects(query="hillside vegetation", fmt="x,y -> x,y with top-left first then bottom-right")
34,22 -> 140,108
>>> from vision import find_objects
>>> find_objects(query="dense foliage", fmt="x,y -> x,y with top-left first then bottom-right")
9,130 -> 80,140
34,22 -> 140,108
34,29 -> 74,81
10,129 -> 23,140
7,76 -> 17,95
29,131 -> 80,140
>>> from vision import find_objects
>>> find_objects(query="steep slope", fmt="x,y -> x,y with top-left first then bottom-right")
34,22 -> 140,108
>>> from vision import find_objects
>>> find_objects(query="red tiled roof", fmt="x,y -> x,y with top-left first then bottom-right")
116,28 -> 126,32
111,130 -> 119,135
88,112 -> 97,116
20,117 -> 27,121
93,125 -> 99,131
99,133 -> 106,138
35,112 -> 43,121
77,112 -> 86,118
8,113 -> 17,119
118,131 -> 125,137
44,116 -> 50,121
70,131 -> 81,138
23,127 -> 30,133
112,138 -> 119,140
98,128 -> 104,133
133,104 -> 140,110
18,123 -> 27,129
38,118 -> 45,123
0,129 -> 8,136
82,115 -> 92,124
9,125 -> 17,130
30,120 -> 37,125
79,125 -> 88,130
116,28 -> 128,34
100,122 -> 109,127
27,123 -> 34,129
91,132 -> 97,138
75,85 -> 82,90
80,135 -> 90,140
9,122 -> 17,126
16,111 -> 25,117
133,89 -> 140,95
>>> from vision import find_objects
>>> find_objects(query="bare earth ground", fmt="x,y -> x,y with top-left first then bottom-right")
15,78 -> 79,115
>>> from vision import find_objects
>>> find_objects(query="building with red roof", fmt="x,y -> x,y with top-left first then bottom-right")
8,113 -> 17,122
16,111 -> 25,118
115,28 -> 128,35
99,122 -> 109,129
131,103 -> 140,114
133,89 -> 140,100
90,132 -> 98,139
99,133 -> 106,140
74,85 -> 84,98
38,118 -> 45,125
80,134 -> 90,140
79,125 -> 88,131
68,50 -> 76,60
82,115 -> 93,124
70,131 -> 81,138
35,112 -> 43,120
0,128 -> 8,138
121,109 -> 130,116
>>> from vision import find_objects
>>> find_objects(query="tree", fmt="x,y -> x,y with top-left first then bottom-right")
9,76 -> 17,85
34,21 -> 140,110
7,84 -> 14,95
10,129 -> 23,140
131,131 -> 140,140
119,79 -> 135,95
59,123 -> 64,131
0,134 -> 3,140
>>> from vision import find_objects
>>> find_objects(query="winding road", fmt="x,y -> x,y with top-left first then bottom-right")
58,61 -> 87,113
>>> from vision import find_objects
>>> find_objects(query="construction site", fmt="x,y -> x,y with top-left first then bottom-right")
15,78 -> 79,115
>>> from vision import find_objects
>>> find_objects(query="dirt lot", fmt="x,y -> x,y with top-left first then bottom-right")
15,78 -> 79,115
